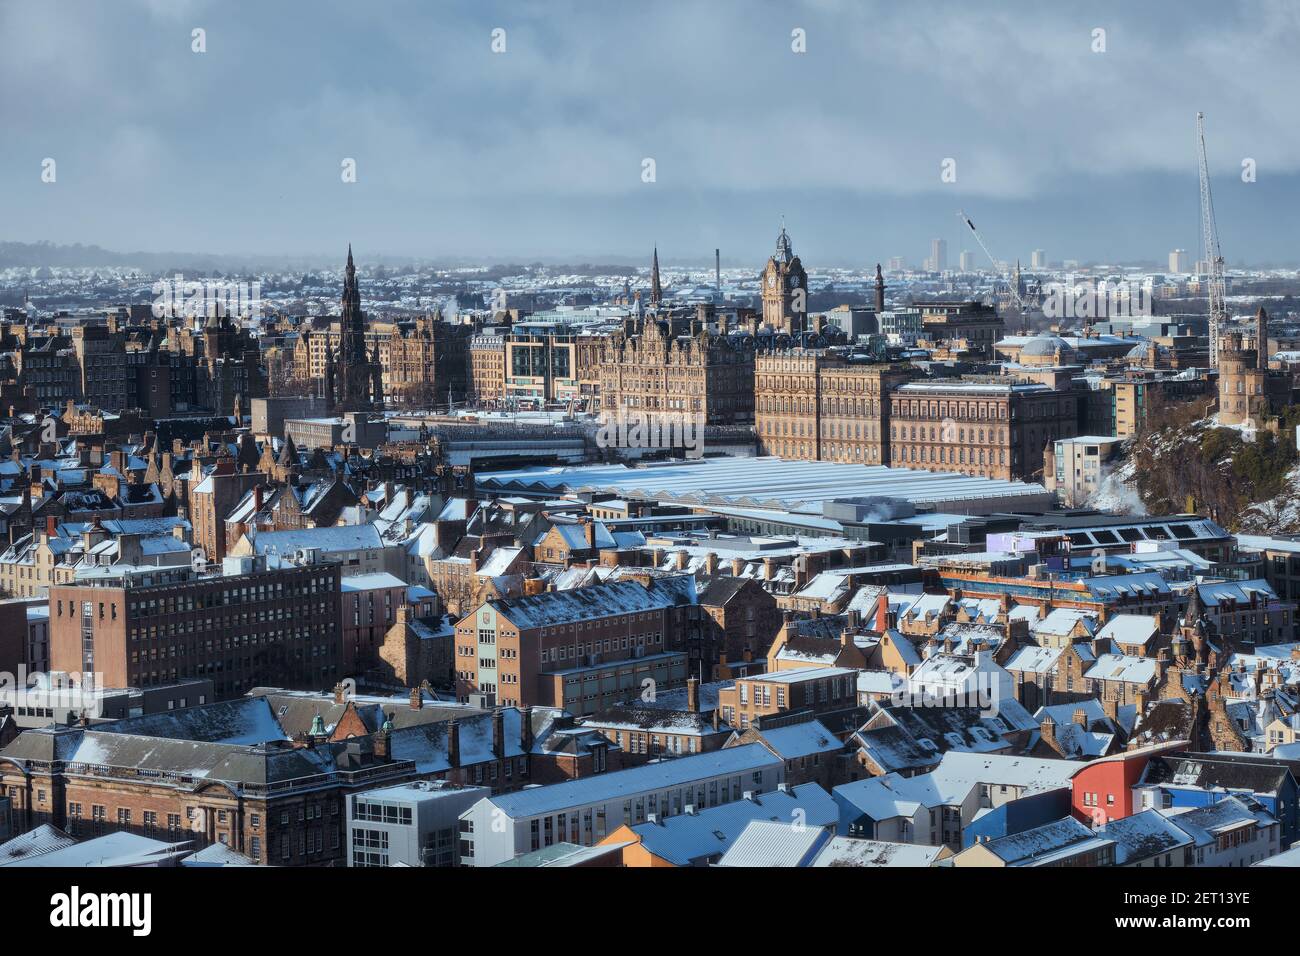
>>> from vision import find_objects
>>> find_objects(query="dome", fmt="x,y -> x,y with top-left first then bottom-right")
1021,334 -> 1071,357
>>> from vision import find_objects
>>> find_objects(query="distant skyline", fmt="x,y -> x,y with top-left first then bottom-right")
5,0 -> 1300,267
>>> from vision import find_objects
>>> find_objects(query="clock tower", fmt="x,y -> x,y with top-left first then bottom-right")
761,221 -> 808,334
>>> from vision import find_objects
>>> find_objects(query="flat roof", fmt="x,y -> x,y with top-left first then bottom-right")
478,457 -> 1050,514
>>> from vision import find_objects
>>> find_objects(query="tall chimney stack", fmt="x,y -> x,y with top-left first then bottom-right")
447,719 -> 461,767
521,705 -> 534,752
1258,307 -> 1269,370
715,249 -> 721,291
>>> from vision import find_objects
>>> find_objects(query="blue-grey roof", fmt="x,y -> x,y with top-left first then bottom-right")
627,783 -> 836,865
487,577 -> 696,630
485,743 -> 781,819
246,523 -> 383,555
748,720 -> 843,759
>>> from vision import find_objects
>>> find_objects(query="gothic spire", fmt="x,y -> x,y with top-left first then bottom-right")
650,246 -> 662,307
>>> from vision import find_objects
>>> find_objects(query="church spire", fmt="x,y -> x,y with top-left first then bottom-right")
650,246 -> 662,308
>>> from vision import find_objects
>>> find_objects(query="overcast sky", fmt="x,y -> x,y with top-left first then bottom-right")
4,0 -> 1300,267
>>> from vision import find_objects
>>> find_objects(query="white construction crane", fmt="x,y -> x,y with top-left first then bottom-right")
956,209 -> 1030,317
1196,111 -> 1227,367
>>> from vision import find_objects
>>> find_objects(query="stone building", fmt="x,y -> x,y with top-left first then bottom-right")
915,301 -> 1005,358
760,223 -> 809,334
469,329 -> 507,405
598,319 -> 755,428
889,379 -> 1079,482
376,607 -> 455,689
291,248 -> 473,412
1217,308 -> 1290,428
755,349 -> 915,462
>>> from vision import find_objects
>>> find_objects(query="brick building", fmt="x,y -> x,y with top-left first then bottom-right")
716,666 -> 858,732
0,721 -> 411,866
48,558 -> 343,699
697,576 -> 783,675
189,460 -> 267,564
453,576 -> 699,714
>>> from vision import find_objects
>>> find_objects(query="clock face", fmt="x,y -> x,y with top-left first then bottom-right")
768,273 -> 778,289
788,276 -> 800,289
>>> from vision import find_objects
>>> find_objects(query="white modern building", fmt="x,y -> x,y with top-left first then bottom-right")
1046,435 -> 1122,507
457,742 -> 783,866
347,780 -> 489,867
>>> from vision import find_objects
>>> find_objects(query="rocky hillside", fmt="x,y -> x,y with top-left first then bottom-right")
1099,401 -> 1300,532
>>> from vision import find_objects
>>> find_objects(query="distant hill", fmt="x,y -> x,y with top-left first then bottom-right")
0,241 -> 446,273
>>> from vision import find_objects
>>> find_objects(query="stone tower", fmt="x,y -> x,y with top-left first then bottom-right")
332,245 -> 383,413
760,221 -> 808,334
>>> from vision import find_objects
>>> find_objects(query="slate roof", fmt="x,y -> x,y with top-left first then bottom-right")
245,523 -> 384,556
486,577 -> 697,630
1102,809 -> 1193,864
1144,753 -> 1292,795
626,783 -> 836,865
811,837 -> 947,867
748,719 -> 843,759
697,576 -> 749,606
1085,654 -> 1158,685
582,706 -> 719,736
975,815 -> 1111,866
